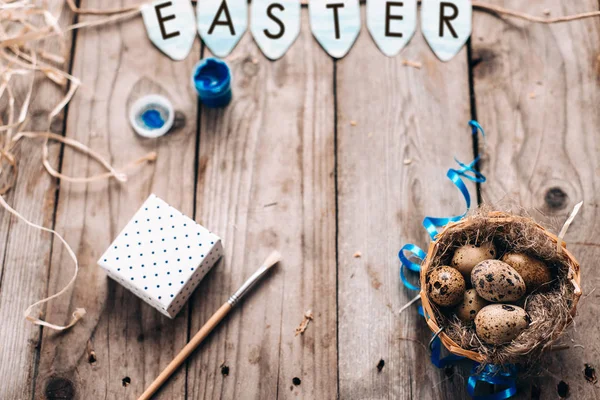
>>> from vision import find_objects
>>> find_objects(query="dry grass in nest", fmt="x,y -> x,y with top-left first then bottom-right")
420,205 -> 580,368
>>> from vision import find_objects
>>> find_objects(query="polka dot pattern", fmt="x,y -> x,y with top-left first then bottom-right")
98,194 -> 223,318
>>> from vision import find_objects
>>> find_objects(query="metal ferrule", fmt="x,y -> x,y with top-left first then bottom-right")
227,263 -> 271,307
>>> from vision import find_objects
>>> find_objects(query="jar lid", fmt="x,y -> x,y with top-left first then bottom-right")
129,94 -> 175,138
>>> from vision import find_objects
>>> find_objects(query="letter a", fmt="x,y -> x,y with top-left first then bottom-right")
197,0 -> 248,57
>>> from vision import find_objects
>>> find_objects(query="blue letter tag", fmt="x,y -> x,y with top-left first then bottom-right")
197,0 -> 248,57
251,0 -> 301,60
142,0 -> 197,61
309,0 -> 361,59
421,0 -> 472,62
367,0 -> 417,57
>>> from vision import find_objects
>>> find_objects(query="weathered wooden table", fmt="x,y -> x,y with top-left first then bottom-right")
1,1 -> 599,399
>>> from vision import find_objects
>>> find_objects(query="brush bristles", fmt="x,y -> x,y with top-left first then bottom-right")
262,251 -> 281,269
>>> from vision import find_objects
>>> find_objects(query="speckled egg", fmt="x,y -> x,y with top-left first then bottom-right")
475,304 -> 531,345
455,289 -> 489,322
427,266 -> 466,307
451,242 -> 497,277
471,260 -> 526,302
501,253 -> 552,293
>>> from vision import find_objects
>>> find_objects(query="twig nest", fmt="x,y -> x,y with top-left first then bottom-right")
472,260 -> 526,302
475,304 -> 531,345
427,266 -> 466,307
501,253 -> 552,293
455,289 -> 489,322
419,209 -> 581,366
451,242 -> 497,277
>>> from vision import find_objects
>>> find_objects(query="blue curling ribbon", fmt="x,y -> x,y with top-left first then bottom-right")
397,121 -> 517,399
467,364 -> 518,400
429,336 -> 464,368
398,120 -> 487,291
398,244 -> 426,291
422,168 -> 473,240
430,336 -> 517,399
398,245 -> 425,315
422,120 -> 486,240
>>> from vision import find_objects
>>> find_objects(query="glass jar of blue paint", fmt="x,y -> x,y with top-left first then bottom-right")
191,58 -> 232,108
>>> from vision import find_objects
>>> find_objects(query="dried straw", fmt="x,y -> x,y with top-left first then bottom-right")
0,0 -> 155,330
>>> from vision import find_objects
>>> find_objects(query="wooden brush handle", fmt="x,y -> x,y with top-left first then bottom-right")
138,302 -> 232,400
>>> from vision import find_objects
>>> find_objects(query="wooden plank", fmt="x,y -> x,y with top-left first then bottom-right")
336,6 -> 475,399
187,10 -> 337,399
33,1 -> 200,399
471,1 -> 600,398
0,2 -> 73,399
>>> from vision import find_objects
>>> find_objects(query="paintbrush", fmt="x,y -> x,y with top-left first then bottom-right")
138,251 -> 281,400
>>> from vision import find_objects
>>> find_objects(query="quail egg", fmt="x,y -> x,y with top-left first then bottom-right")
451,242 -> 497,277
455,288 -> 489,322
501,253 -> 552,293
471,260 -> 526,302
427,266 -> 466,307
475,304 -> 531,345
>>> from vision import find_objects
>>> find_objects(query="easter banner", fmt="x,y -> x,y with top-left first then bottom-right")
144,0 -> 472,60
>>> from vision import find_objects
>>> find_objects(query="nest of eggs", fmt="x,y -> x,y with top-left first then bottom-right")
419,209 -> 581,367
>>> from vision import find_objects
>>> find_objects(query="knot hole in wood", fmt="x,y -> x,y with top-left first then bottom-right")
45,377 -> 75,400
544,187 -> 569,210
470,47 -> 499,79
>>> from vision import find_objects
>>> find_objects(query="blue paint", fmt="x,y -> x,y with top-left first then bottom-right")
192,58 -> 232,108
130,95 -> 174,137
141,109 -> 165,129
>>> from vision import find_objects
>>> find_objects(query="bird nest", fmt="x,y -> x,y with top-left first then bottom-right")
419,209 -> 581,367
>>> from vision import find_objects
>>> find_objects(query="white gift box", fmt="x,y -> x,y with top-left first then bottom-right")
98,194 -> 223,318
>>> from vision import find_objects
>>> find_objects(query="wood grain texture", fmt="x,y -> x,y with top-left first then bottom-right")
2,1 -> 599,399
33,1 -> 200,399
471,1 -> 600,399
188,10 -> 337,400
336,5 -> 475,400
0,2 -> 73,399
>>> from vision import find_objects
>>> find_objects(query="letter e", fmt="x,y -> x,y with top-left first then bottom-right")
155,1 -> 181,40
